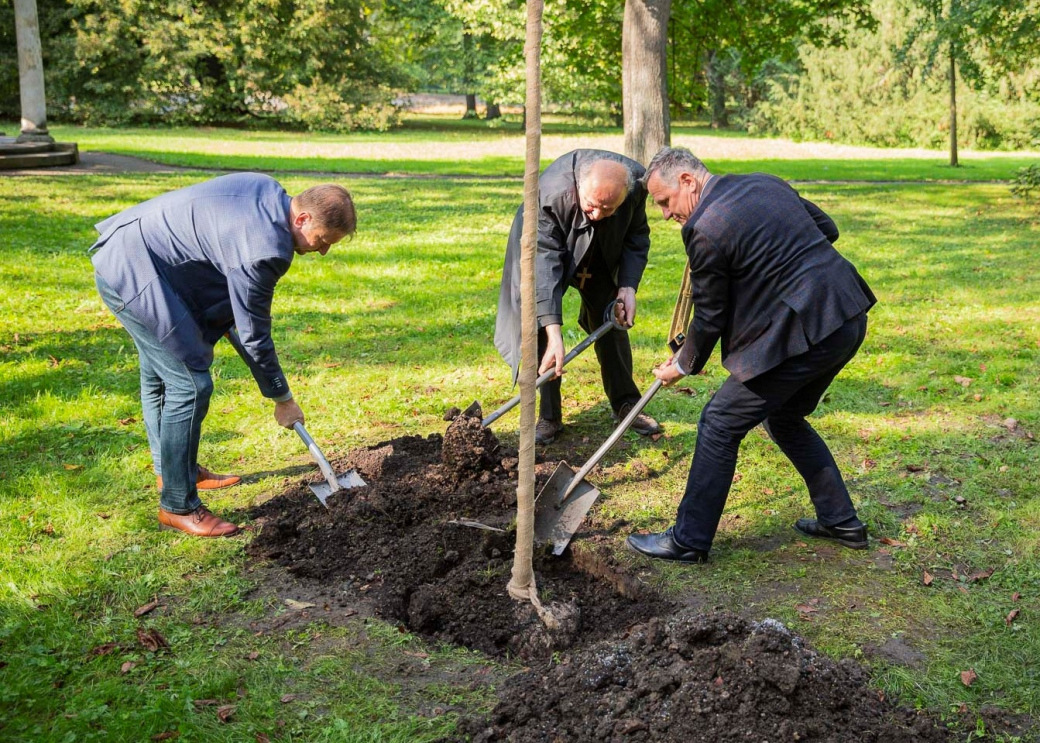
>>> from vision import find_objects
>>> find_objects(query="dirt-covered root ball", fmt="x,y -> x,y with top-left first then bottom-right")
442,409 -> 500,474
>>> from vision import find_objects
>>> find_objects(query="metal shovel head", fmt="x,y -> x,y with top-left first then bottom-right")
534,461 -> 601,556
307,470 -> 367,507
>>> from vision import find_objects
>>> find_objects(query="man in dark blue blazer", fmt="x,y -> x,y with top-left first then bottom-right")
628,147 -> 876,563
91,173 -> 356,536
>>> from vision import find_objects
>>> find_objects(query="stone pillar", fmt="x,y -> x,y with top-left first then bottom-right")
14,0 -> 54,143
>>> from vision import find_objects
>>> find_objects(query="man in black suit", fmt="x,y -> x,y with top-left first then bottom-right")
627,147 -> 876,563
494,149 -> 661,444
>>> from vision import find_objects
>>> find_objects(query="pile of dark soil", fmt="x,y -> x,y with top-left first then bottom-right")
457,612 -> 951,742
247,411 -> 950,741
247,411 -> 673,658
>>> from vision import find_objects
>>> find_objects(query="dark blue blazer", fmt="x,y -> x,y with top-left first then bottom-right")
675,173 -> 876,382
90,173 -> 295,399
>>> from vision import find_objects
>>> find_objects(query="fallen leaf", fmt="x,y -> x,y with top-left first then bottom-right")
879,537 -> 906,548
969,568 -> 994,583
960,669 -> 977,686
284,599 -> 316,610
280,694 -> 297,704
953,495 -> 968,506
96,512 -> 111,519
922,570 -> 933,586
136,627 -> 170,652
134,600 -> 160,618
89,642 -> 118,656
1006,609 -> 1020,626
217,705 -> 235,723
1012,592 -> 1021,602
256,734 -> 271,743
860,458 -> 876,470
795,541 -> 808,548
1002,418 -> 1018,432
63,463 -> 83,470
676,387 -> 697,396
954,375 -> 973,387
404,651 -> 430,659
152,732 -> 179,741
193,699 -> 220,708
246,651 -> 260,661
650,433 -> 663,442
118,417 -> 137,426
120,661 -> 136,674
958,703 -> 968,713
794,604 -> 818,614
906,463 -> 926,472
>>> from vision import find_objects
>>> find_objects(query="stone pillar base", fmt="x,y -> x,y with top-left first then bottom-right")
17,130 -> 55,144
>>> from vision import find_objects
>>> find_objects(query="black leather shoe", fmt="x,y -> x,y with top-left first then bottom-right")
535,418 -> 563,445
626,527 -> 708,564
793,518 -> 868,550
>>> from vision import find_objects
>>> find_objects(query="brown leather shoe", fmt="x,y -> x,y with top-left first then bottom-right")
613,403 -> 662,436
157,465 -> 241,492
158,506 -> 240,537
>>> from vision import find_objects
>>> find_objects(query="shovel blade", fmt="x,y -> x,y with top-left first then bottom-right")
307,469 -> 367,508
534,462 -> 601,555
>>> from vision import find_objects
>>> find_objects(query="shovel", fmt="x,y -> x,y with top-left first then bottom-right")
293,421 -> 366,507
481,300 -> 627,428
533,260 -> 695,554
533,378 -> 664,554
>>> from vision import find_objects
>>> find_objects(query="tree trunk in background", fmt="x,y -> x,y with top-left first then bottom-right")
948,40 -> 959,167
464,94 -> 478,119
508,0 -> 557,632
485,102 -> 501,120
707,49 -> 728,129
622,0 -> 671,165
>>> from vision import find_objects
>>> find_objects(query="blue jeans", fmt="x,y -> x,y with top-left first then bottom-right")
674,314 -> 868,552
95,274 -> 213,514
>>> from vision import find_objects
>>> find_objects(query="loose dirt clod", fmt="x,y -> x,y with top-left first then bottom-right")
442,412 -> 500,475
457,612 -> 952,743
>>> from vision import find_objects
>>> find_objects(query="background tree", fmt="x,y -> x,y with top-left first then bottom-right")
748,0 -> 1040,151
623,0 -> 671,164
668,0 -> 875,126
898,0 -> 1040,164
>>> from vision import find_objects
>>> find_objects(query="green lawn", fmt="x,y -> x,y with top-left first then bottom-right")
1,156 -> 1038,741
12,118 -> 1035,180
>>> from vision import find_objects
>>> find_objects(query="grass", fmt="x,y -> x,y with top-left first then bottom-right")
7,116 -> 1035,180
1,132 -> 1039,740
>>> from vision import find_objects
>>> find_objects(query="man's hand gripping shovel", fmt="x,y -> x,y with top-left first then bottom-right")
533,262 -> 694,555
225,328 -> 366,508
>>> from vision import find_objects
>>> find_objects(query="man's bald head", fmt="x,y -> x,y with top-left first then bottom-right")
577,159 -> 634,222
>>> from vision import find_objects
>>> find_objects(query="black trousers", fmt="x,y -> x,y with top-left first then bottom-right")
674,313 -> 869,552
537,249 -> 641,422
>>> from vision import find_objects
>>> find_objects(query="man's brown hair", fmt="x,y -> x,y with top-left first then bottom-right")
295,184 -> 357,236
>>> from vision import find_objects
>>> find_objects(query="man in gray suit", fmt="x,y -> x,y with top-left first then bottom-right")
494,149 -> 661,444
628,147 -> 875,564
91,173 -> 356,537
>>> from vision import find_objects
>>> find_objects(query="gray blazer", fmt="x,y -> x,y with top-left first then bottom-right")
90,173 -> 296,399
494,149 -> 651,377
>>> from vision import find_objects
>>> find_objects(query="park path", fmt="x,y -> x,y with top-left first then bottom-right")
0,148 -> 1015,184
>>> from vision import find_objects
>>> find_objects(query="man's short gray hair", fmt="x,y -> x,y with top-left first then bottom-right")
644,147 -> 708,188
576,157 -> 636,195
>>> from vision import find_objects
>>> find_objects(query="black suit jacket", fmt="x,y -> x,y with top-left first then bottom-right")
675,173 -> 876,382
494,149 -> 651,377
